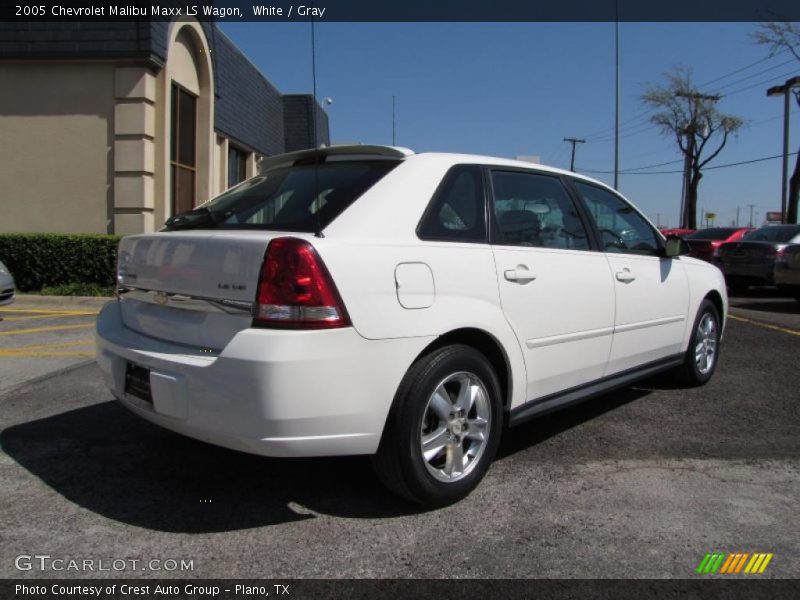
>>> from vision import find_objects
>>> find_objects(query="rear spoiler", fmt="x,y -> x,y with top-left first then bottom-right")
258,145 -> 414,173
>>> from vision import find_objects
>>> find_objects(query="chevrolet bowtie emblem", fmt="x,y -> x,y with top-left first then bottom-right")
153,291 -> 169,305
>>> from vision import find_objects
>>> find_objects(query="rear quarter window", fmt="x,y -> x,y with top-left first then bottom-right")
417,165 -> 487,243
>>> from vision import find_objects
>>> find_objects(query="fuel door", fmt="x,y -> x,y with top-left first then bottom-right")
395,262 -> 435,309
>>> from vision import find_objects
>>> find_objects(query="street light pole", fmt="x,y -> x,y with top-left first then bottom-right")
767,76 -> 800,224
613,8 -> 620,190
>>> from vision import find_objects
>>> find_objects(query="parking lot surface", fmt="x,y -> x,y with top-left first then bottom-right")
1,295 -> 798,579
0,298 -> 107,394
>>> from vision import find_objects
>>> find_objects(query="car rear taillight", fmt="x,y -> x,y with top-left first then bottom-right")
253,237 -> 350,329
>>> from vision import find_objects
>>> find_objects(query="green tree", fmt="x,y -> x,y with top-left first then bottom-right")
753,23 -> 800,224
642,68 -> 743,229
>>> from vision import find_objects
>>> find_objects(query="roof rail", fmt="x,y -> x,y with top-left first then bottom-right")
258,145 -> 414,172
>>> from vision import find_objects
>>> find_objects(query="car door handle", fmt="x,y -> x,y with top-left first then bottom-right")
615,268 -> 635,283
504,267 -> 537,283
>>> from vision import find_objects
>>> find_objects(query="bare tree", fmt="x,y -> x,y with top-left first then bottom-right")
642,68 -> 743,229
753,22 -> 800,224
752,22 -> 800,61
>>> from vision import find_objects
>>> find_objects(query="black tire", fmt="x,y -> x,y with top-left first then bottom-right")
372,344 -> 503,507
673,299 -> 721,387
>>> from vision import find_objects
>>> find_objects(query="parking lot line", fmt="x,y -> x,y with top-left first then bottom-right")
728,313 -> 800,337
0,308 -> 99,315
0,349 -> 94,357
1,339 -> 94,351
0,323 -> 95,336
0,313 -> 95,322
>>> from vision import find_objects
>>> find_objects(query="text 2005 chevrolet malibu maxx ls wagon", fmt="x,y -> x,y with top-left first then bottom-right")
96,145 -> 727,506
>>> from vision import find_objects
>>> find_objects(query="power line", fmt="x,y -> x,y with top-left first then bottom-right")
589,121 -> 658,143
581,107 -> 800,172
543,138 -> 567,164
608,109 -> 800,173
578,151 -> 798,175
582,108 -> 654,141
709,58 -> 797,93
748,108 -> 800,127
581,51 -> 792,142
701,51 -> 791,88
722,68 -> 800,98
621,157 -> 685,171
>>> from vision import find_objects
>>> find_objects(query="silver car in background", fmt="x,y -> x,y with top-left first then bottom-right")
0,260 -> 15,305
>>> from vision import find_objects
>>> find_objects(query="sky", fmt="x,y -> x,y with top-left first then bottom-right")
220,22 -> 799,228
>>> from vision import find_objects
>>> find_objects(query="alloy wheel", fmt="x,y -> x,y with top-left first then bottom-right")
694,313 -> 718,375
419,372 -> 491,483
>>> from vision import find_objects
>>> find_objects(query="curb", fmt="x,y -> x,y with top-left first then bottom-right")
12,294 -> 114,311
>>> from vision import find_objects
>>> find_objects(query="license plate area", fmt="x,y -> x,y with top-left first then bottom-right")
125,362 -> 153,405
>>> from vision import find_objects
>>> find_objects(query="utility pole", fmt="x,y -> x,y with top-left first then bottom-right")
767,76 -> 800,224
735,206 -> 740,227
748,204 -> 756,228
681,147 -> 692,229
563,137 -> 586,172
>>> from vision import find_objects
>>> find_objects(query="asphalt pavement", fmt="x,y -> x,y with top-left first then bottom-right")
0,296 -> 109,394
0,293 -> 798,579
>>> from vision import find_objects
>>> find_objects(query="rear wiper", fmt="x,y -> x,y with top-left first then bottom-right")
163,207 -> 220,231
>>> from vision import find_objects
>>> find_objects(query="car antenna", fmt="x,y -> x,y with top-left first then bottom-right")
310,8 -> 324,238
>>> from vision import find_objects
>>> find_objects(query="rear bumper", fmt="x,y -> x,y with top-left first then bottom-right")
718,262 -> 776,285
95,301 -> 432,457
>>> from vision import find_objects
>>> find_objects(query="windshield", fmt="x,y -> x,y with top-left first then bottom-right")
164,159 -> 400,232
686,227 -> 738,241
745,225 -> 800,243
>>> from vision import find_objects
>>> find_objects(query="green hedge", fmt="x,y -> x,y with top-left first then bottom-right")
0,233 -> 120,292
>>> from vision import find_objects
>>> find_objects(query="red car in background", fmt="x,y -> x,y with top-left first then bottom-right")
659,228 -> 696,238
685,227 -> 754,262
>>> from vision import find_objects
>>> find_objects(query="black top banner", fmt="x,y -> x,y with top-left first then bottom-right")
2,0 -> 800,22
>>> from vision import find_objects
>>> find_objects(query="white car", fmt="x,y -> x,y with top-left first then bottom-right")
96,145 -> 727,505
0,260 -> 15,306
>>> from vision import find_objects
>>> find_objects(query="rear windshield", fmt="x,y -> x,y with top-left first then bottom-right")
745,225 -> 800,243
164,159 -> 400,232
686,227 -> 738,240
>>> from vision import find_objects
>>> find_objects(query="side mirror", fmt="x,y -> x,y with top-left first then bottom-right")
664,235 -> 690,258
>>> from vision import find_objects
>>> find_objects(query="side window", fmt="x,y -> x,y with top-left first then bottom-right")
573,181 -> 661,256
490,171 -> 590,250
418,165 -> 486,242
